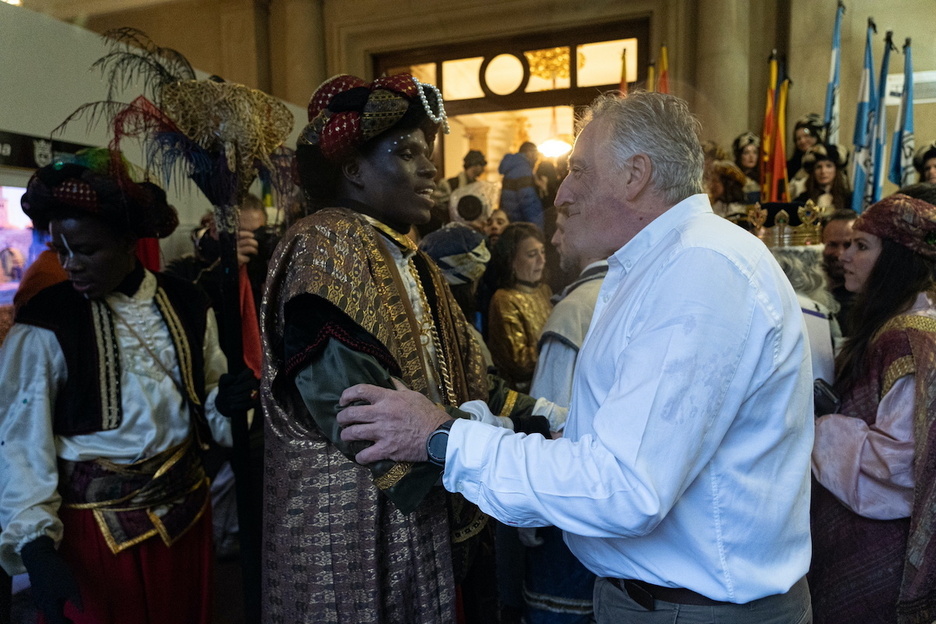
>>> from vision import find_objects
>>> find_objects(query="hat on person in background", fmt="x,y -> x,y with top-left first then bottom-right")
802,144 -> 848,172
419,222 -> 491,285
853,193 -> 936,259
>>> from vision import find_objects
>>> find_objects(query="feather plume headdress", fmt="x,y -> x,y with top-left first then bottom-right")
57,28 -> 295,229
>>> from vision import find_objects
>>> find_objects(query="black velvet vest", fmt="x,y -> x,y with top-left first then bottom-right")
15,273 -> 211,436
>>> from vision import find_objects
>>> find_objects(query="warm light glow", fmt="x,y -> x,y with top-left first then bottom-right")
0,0 -> 23,5
539,138 -> 572,158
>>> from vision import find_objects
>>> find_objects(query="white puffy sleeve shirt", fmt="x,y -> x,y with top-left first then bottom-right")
444,195 -> 814,603
0,271 -> 229,575
812,292 -> 936,520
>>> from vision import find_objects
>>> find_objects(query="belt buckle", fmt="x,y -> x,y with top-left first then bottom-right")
623,580 -> 655,611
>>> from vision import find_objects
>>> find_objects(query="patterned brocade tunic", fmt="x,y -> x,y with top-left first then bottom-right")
488,283 -> 553,391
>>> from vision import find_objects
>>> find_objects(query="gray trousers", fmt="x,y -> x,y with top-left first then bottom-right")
593,576 -> 811,624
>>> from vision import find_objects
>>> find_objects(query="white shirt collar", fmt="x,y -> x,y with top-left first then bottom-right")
609,193 -> 712,273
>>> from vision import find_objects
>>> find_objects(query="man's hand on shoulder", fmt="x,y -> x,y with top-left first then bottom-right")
337,378 -> 451,464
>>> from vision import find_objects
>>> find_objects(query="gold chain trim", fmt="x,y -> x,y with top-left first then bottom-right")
373,461 -> 413,490
409,260 -> 458,406
451,507 -> 488,544
367,217 -> 418,252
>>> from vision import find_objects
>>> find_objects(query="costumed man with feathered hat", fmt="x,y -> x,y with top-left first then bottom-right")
261,74 -> 564,624
0,152 -> 258,624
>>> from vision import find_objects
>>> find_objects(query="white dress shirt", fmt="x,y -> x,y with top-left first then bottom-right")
444,194 -> 814,603
0,270 -> 229,574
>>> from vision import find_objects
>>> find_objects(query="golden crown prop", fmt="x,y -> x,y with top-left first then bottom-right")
747,200 -> 829,247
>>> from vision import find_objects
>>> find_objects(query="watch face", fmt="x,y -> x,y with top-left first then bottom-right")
427,429 -> 449,465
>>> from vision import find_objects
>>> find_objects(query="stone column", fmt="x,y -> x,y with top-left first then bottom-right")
269,0 -> 327,107
694,0 -> 750,148
219,0 -> 272,92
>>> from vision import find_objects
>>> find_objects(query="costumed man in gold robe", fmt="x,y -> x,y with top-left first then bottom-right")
261,74 -> 563,624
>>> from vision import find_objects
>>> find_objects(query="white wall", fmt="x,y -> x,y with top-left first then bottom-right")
0,3 -> 304,262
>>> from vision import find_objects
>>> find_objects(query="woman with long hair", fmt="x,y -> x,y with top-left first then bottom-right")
786,113 -> 825,198
732,131 -> 762,203
707,159 -> 750,221
487,222 -> 552,392
810,194 -> 936,623
796,144 -> 852,212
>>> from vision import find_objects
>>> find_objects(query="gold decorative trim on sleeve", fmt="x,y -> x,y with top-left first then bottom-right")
882,355 -> 915,397
499,389 -> 519,418
373,461 -> 413,490
451,507 -> 488,543
91,300 -> 121,429
875,314 -> 936,340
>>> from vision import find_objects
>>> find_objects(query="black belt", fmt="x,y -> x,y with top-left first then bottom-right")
609,578 -> 731,611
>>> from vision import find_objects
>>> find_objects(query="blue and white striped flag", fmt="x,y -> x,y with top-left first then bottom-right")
824,2 -> 845,145
871,32 -> 895,203
850,20 -> 876,213
889,39 -> 915,186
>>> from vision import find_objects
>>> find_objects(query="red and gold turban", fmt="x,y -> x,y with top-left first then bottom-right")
854,194 -> 936,259
298,73 -> 448,162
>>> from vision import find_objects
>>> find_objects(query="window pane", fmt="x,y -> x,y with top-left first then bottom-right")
577,38 -> 639,88
384,63 -> 436,86
445,106 -> 574,182
484,54 -> 525,96
443,58 -> 484,100
524,47 -> 571,92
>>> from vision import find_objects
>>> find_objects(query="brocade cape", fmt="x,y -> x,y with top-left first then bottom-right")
261,208 -> 499,624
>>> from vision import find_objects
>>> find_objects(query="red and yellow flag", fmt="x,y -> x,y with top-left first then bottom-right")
760,53 -> 790,202
760,55 -> 777,201
657,44 -> 669,94
771,75 -> 790,202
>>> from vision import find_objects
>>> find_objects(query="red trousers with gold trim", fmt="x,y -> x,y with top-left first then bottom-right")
39,506 -> 214,624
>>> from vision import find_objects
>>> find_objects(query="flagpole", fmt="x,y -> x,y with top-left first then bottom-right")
889,38 -> 915,187
619,47 -> 628,94
850,18 -> 876,213
871,31 -> 895,202
824,0 -> 845,145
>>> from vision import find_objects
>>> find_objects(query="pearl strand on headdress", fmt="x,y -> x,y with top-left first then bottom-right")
412,77 -> 450,135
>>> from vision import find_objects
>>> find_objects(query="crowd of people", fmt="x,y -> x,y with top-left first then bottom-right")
1,72 -> 936,624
